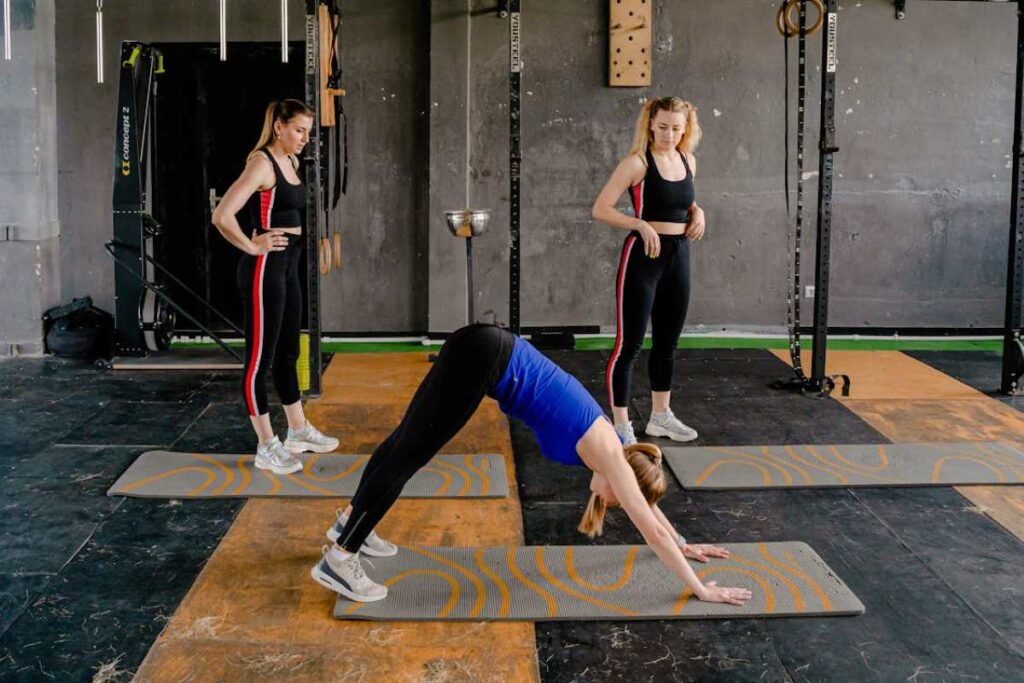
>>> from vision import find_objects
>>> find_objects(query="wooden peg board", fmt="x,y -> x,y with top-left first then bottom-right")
609,0 -> 651,87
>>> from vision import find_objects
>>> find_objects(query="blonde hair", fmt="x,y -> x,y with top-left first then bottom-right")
578,442 -> 667,538
627,96 -> 702,159
247,99 -> 314,161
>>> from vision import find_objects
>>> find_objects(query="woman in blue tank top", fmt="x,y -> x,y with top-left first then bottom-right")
311,324 -> 752,609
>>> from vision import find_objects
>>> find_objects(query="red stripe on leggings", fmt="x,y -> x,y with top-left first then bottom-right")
606,234 -> 638,408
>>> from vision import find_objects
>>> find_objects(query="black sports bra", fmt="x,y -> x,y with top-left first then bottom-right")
629,148 -> 695,224
251,149 -> 306,230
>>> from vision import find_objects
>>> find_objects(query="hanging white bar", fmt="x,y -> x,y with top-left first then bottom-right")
219,0 -> 227,61
4,0 -> 12,61
281,0 -> 288,63
96,3 -> 104,83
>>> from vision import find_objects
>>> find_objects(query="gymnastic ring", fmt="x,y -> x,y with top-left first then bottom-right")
332,231 -> 341,269
776,0 -> 824,38
319,236 -> 332,275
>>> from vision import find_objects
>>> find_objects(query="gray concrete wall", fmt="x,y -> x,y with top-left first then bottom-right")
0,0 -> 61,354
28,0 -> 1024,335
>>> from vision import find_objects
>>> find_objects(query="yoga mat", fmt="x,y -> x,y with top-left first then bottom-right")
663,442 -> 1024,489
332,542 -> 863,621
109,451 -> 508,498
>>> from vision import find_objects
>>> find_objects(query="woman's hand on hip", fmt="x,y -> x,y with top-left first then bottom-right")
686,208 -> 706,241
637,220 -> 661,258
249,230 -> 289,255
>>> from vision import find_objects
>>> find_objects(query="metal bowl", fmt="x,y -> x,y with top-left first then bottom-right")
445,208 -> 491,238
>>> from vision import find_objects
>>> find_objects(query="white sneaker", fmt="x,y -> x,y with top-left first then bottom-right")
326,509 -> 398,557
614,421 -> 638,446
310,546 -> 388,602
254,436 -> 304,475
645,409 -> 698,442
284,420 -> 339,454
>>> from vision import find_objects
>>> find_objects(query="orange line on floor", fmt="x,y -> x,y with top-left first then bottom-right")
774,349 -> 1024,541
133,352 -> 539,681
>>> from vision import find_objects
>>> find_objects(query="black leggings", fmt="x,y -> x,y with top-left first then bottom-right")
606,232 -> 691,409
338,324 -> 513,553
237,234 -> 303,417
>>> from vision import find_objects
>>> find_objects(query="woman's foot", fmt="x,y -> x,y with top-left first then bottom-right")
254,436 -> 304,474
614,421 -> 638,446
311,546 -> 388,602
284,420 -> 340,453
326,509 -> 399,557
645,408 -> 698,442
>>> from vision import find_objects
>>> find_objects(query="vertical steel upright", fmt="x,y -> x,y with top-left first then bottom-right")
808,1 -> 840,392
304,0 -> 323,396
1002,4 -> 1024,394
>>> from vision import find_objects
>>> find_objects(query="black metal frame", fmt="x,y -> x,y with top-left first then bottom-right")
807,1 -> 840,392
508,0 -> 522,334
1002,3 -> 1024,394
776,0 -> 845,397
304,0 -> 326,397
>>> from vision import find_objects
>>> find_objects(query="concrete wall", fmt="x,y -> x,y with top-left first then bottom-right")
0,0 -> 61,354
27,0 -> 1024,336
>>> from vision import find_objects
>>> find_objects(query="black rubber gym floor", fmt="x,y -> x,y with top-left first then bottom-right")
515,349 -> 1024,682
1,350 -> 1023,681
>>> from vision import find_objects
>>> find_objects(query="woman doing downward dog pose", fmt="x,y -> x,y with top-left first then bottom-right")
212,100 -> 339,474
310,324 -> 752,607
593,96 -> 705,447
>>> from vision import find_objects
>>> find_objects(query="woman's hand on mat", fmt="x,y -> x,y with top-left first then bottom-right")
249,230 -> 289,255
697,581 -> 753,606
686,207 -> 706,241
682,543 -> 730,563
637,220 -> 661,258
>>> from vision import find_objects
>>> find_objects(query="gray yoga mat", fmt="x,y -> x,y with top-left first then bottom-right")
663,442 -> 1024,489
108,451 -> 508,498
332,542 -> 863,621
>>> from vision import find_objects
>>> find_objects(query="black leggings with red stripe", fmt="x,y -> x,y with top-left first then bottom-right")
606,232 -> 691,408
237,234 -> 303,416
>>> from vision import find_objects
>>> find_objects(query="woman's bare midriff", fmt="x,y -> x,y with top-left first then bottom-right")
276,226 -> 302,235
648,220 -> 687,236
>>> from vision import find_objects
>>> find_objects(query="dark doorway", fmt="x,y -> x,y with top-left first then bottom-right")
152,42 -> 304,335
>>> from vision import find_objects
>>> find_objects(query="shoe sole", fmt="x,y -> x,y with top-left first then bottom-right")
285,440 -> 338,454
254,460 -> 304,475
310,564 -> 387,602
645,424 -> 699,443
326,527 -> 399,557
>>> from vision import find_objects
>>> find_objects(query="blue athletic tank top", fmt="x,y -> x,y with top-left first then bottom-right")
489,337 -> 608,466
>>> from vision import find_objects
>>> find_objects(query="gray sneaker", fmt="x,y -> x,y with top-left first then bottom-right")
645,408 -> 698,442
614,421 -> 638,447
327,509 -> 398,557
254,436 -> 304,474
310,546 -> 388,602
284,420 -> 339,454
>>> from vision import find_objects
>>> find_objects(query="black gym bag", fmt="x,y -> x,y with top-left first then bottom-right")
42,297 -> 114,360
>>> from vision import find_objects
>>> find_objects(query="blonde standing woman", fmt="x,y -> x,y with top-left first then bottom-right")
593,97 -> 706,446
212,100 -> 339,474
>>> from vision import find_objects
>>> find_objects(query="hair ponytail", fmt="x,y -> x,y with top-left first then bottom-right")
247,99 -> 315,162
578,490 -> 608,539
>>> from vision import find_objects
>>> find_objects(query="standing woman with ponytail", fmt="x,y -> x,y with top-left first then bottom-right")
311,324 -> 750,608
593,97 -> 706,447
212,99 -> 339,474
